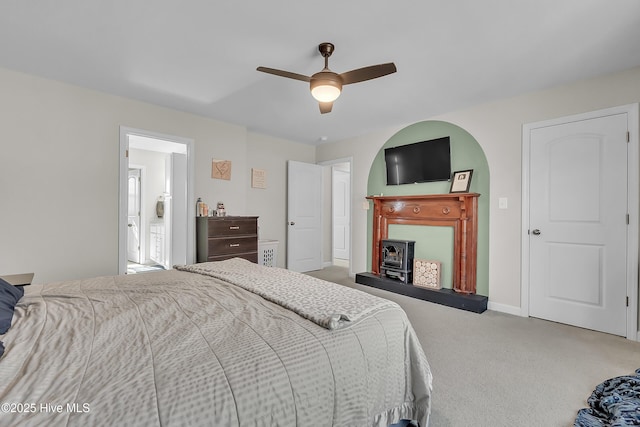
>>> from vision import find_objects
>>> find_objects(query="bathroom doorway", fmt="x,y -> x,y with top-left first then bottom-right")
118,127 -> 195,275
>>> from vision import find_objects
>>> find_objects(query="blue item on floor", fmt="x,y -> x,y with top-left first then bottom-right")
574,369 -> 640,426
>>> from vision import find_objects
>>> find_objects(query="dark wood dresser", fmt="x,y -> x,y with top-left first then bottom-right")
196,216 -> 258,263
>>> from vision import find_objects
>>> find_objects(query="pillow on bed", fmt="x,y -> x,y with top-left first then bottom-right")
0,277 -> 24,335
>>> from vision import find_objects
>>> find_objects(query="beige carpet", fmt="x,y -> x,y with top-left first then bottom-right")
306,266 -> 640,427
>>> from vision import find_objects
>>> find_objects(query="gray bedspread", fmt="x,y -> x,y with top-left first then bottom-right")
0,260 -> 432,426
175,259 -> 399,330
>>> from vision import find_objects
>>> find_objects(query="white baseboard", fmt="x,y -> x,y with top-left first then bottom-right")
489,303 -> 640,341
487,301 -> 523,316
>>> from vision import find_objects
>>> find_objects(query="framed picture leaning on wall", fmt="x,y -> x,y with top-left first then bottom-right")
449,169 -> 473,193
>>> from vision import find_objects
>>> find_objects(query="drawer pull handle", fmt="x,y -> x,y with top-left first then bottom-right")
229,243 -> 240,247
229,226 -> 240,230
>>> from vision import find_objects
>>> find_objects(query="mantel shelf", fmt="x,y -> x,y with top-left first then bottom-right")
367,193 -> 480,294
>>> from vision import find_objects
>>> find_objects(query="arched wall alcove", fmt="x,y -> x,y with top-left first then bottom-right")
366,120 -> 490,296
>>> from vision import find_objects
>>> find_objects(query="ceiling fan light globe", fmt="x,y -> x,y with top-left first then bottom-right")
310,72 -> 342,102
311,84 -> 341,102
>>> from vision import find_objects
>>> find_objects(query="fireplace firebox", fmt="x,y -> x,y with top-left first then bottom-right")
380,239 -> 415,284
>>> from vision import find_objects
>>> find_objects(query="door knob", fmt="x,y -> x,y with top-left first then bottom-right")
532,229 -> 541,235
128,223 -> 133,227
289,221 -> 295,226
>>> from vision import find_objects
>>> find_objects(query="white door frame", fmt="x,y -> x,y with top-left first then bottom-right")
118,126 -> 195,275
319,157 -> 353,276
521,104 -> 639,340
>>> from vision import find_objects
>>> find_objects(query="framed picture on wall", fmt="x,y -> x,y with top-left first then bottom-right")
212,159 -> 232,180
449,169 -> 473,193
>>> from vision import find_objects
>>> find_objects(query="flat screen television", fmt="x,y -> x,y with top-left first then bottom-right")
384,137 -> 451,185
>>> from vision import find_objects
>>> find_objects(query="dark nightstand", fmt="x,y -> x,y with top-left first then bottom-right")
0,273 -> 34,286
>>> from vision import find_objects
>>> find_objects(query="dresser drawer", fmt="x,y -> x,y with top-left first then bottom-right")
208,218 -> 257,237
207,252 -> 258,263
208,236 -> 258,256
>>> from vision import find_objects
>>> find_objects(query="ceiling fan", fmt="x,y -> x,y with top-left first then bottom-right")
257,42 -> 397,114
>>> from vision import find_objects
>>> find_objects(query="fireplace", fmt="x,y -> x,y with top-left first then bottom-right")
380,239 -> 415,284
365,193 -> 479,294
355,193 -> 487,313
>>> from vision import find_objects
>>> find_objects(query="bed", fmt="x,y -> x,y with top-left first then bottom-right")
0,258 -> 432,426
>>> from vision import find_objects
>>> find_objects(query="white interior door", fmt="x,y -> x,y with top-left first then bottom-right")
167,152 -> 187,267
127,168 -> 141,263
287,160 -> 323,272
332,167 -> 350,260
528,112 -> 629,336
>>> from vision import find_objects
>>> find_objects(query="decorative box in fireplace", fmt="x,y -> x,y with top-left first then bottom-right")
380,239 -> 415,284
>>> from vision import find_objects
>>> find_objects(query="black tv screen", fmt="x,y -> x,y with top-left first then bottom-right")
384,137 -> 451,185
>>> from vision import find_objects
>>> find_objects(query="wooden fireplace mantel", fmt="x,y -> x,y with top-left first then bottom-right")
367,193 -> 479,294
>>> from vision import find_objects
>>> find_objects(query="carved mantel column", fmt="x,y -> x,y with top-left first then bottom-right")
367,193 -> 479,294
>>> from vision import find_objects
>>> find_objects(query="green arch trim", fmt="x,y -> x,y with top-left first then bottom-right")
366,120 -> 490,296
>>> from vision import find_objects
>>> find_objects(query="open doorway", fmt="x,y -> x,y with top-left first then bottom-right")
320,158 -> 352,275
331,163 -> 350,268
118,127 -> 195,275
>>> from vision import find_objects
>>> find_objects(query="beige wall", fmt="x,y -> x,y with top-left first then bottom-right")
0,67 -> 313,283
317,66 -> 640,311
245,132 -> 315,267
3,62 -> 640,307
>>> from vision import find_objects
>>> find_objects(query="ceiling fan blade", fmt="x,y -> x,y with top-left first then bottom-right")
256,66 -> 310,82
340,63 -> 397,85
319,102 -> 333,114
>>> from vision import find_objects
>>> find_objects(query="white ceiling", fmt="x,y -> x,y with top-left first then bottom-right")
2,1 -> 640,145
